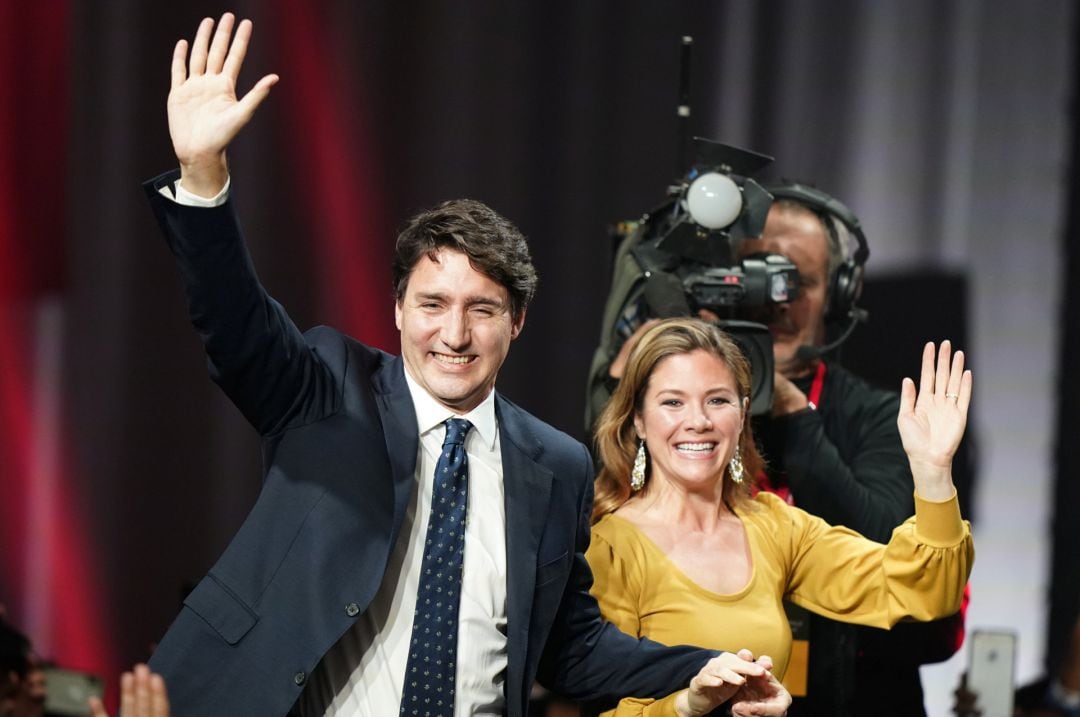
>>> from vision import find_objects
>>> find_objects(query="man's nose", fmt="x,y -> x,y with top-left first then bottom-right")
441,309 -> 470,349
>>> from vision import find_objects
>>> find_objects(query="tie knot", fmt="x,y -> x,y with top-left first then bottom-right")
443,418 -> 472,447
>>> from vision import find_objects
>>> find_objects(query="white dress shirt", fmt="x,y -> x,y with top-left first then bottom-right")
299,370 -> 509,716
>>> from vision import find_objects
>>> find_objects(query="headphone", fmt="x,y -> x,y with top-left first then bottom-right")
763,181 -> 870,324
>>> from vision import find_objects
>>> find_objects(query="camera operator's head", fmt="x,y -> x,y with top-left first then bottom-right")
738,199 -> 831,377
737,184 -> 858,379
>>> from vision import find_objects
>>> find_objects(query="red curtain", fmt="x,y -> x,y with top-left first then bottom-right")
0,0 -> 117,709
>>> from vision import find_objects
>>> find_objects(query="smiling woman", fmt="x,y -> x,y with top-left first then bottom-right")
586,317 -> 975,716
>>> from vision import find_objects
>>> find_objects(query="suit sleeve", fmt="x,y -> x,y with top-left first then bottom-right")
535,444 -> 713,708
143,171 -> 341,436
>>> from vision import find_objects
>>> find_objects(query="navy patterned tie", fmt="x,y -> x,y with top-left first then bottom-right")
400,418 -> 472,716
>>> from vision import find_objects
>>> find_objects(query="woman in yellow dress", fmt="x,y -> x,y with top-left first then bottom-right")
587,318 -> 974,717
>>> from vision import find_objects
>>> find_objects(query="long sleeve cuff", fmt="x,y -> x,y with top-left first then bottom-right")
156,173 -> 232,207
912,490 -> 965,547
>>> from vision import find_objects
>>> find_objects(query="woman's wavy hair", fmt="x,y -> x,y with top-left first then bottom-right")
592,317 -> 764,523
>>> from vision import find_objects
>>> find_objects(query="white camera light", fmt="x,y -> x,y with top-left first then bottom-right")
686,172 -> 742,229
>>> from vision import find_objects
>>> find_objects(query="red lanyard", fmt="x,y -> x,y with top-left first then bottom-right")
755,362 -> 827,504
807,361 -> 827,410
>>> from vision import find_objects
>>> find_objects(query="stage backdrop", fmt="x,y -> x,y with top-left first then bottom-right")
0,2 -> 1074,714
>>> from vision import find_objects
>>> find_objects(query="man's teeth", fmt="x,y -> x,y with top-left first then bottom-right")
436,354 -> 471,364
676,443 -> 715,452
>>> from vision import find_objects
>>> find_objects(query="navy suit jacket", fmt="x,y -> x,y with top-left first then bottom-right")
142,172 -> 711,716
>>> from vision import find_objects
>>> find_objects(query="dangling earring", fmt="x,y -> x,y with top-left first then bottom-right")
729,449 -> 745,484
631,440 -> 647,491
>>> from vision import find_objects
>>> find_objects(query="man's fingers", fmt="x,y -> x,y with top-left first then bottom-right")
205,12 -> 236,75
119,670 -> 136,715
87,696 -> 107,717
222,18 -> 254,79
171,40 -> 188,90
134,664 -> 151,716
237,73 -> 280,118
188,17 -> 214,76
150,673 -> 170,717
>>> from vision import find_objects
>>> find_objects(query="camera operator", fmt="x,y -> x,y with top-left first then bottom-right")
585,180 -> 965,717
737,183 -> 966,717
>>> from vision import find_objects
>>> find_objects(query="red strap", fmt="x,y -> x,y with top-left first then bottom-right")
807,361 -> 827,409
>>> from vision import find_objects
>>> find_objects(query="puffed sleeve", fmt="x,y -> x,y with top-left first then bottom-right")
781,491 -> 973,627
586,520 -> 688,717
586,518 -> 643,638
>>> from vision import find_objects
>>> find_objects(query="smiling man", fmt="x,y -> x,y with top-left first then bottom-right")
140,12 -> 791,717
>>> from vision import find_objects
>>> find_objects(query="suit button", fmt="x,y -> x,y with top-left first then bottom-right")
294,671 -> 306,686
345,602 -> 360,617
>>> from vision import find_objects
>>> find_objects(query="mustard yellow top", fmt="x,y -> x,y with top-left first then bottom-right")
586,491 -> 973,717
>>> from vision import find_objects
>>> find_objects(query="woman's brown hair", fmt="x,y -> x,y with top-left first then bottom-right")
591,317 -> 765,523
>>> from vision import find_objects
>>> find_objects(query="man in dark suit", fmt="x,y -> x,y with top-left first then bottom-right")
143,12 -> 790,717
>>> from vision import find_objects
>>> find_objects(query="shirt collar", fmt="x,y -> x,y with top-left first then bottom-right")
403,366 -> 499,451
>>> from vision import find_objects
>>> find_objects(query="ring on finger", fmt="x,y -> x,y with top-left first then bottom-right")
945,392 -> 960,399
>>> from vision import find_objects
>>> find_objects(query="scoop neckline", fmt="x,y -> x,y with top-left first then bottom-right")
601,511 -> 757,602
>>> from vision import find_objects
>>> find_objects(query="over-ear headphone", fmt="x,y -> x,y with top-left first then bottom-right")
763,182 -> 870,324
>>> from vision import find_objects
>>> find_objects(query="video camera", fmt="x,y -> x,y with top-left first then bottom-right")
608,138 -> 794,416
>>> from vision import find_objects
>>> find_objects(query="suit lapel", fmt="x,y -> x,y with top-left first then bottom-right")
497,396 -> 553,714
372,356 -> 420,532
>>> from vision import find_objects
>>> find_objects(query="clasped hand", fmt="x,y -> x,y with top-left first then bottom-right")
676,649 -> 791,717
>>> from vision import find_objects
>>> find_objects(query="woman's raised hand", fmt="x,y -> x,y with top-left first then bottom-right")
898,340 -> 973,499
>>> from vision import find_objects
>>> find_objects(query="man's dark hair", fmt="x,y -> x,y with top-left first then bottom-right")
392,199 -> 538,320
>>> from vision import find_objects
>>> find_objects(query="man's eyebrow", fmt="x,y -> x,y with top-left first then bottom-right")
465,296 -> 506,308
411,292 -> 507,308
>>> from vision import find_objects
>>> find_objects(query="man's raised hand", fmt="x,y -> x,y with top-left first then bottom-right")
168,13 -> 278,197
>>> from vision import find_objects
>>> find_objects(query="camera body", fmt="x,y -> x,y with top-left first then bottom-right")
684,253 -> 799,313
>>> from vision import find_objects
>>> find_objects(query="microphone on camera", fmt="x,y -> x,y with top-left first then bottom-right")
795,307 -> 869,363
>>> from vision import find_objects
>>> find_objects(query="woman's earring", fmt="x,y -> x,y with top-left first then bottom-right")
631,440 -> 647,491
729,449 -> 745,484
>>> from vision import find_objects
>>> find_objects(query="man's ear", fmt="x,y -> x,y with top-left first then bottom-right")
395,300 -> 403,331
510,308 -> 526,339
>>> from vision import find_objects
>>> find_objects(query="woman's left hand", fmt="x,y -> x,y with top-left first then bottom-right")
898,340 -> 972,498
